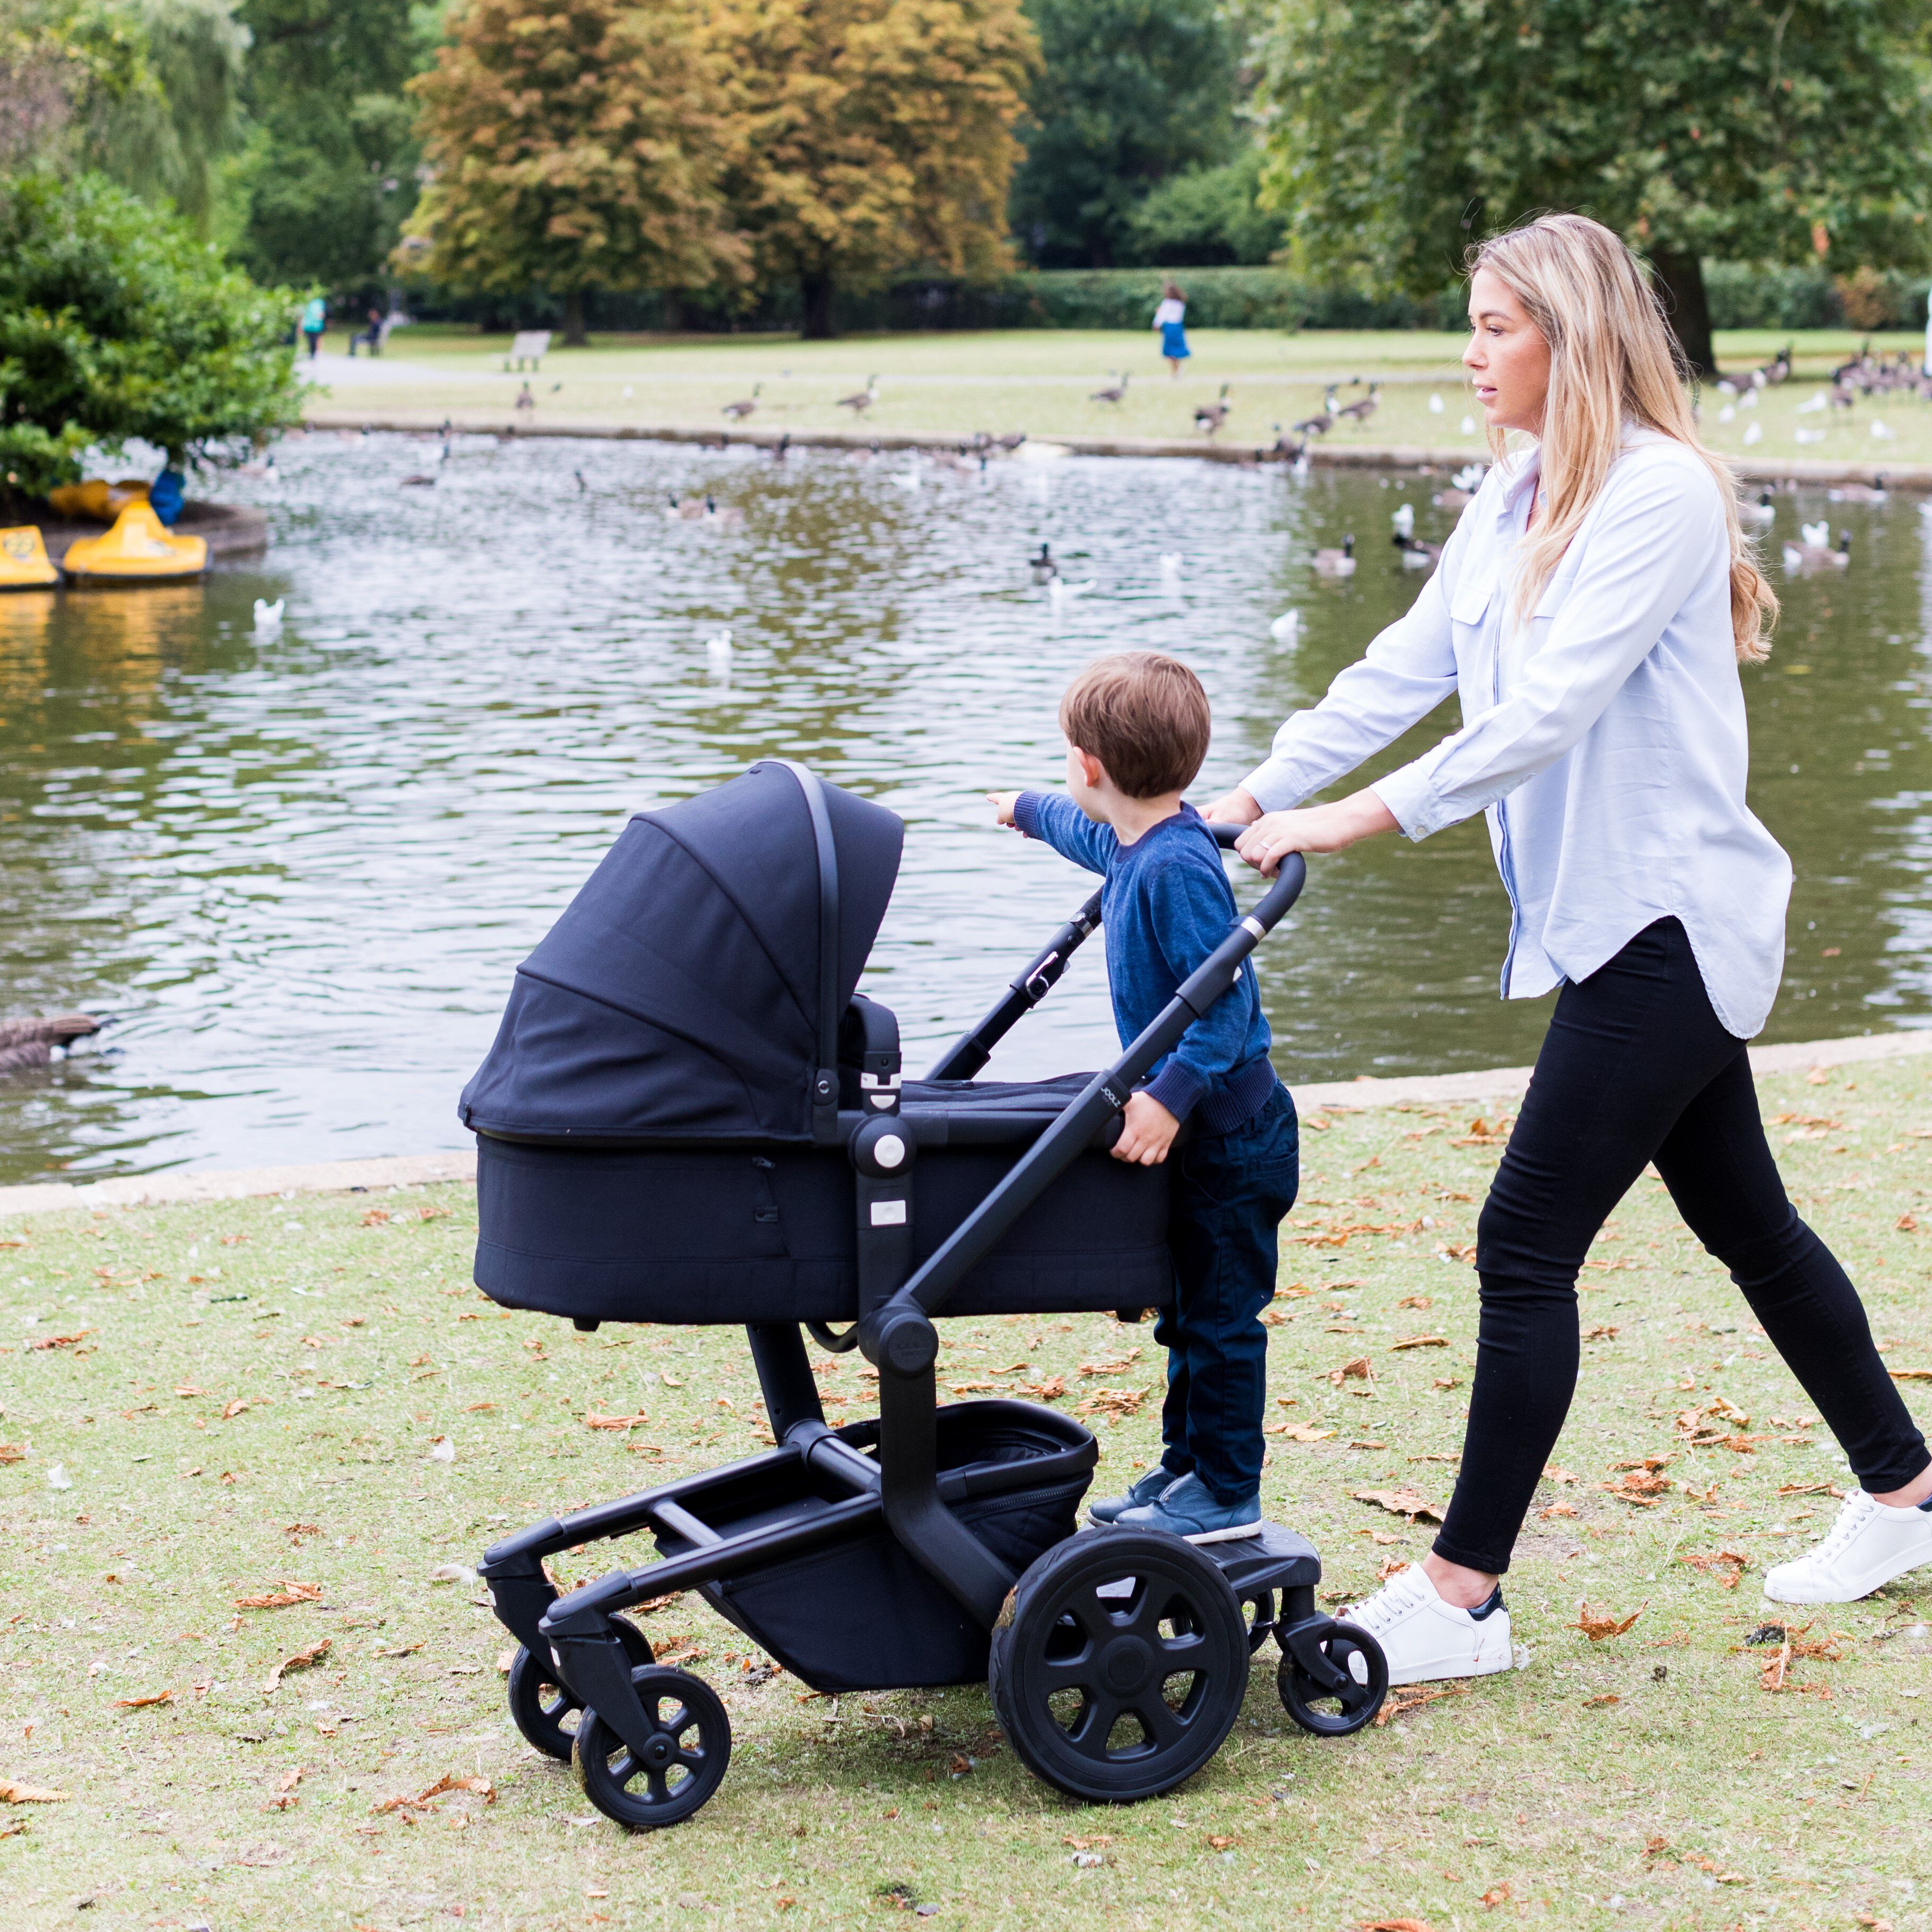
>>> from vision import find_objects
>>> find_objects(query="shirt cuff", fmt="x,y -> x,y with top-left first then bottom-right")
1012,792 -> 1047,840
1141,1059 -> 1208,1124
1238,758 -> 1313,815
1365,763 -> 1447,842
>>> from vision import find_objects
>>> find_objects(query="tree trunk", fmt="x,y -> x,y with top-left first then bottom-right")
1650,250 -> 1716,380
561,289 -> 588,348
800,271 -> 836,341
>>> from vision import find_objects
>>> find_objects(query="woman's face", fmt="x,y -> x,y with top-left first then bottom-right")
1464,267 -> 1552,436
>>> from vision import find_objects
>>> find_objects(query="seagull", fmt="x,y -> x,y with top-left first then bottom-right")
1313,536 -> 1357,578
0,1013 -> 103,1075
1391,503 -> 1416,539
1159,552 -> 1183,587
1048,576 -> 1096,607
837,376 -> 880,414
723,384 -> 763,421
706,627 -> 734,670
252,597 -> 285,633
1270,609 -> 1303,643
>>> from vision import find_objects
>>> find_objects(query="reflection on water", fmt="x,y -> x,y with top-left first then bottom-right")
3,435 -> 1931,1182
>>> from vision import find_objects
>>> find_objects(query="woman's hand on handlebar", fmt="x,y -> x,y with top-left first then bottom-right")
1233,789 -> 1399,874
1201,787 -> 1263,826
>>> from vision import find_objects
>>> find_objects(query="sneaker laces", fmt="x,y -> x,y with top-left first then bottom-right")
1341,1565 -> 1433,1636
1795,1490 -> 1877,1568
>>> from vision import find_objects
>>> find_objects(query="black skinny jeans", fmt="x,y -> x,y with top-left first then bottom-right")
1435,917 -> 1930,1576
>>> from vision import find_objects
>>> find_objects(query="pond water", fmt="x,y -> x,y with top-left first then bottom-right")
3,434 -> 1930,1183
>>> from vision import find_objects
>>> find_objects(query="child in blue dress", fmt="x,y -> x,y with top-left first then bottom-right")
1153,282 -> 1190,377
990,652 -> 1298,1542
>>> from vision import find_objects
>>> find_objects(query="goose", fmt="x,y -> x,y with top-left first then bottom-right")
515,383 -> 535,412
1392,531 -> 1441,572
722,384 -> 763,422
399,472 -> 436,487
1029,542 -> 1058,584
772,432 -> 792,462
0,1013 -> 103,1075
1827,474 -> 1887,503
1290,412 -> 1332,438
665,492 -> 707,521
573,469 -> 587,493
1740,488 -> 1776,526
252,597 -> 285,633
1313,535 -> 1357,578
1781,523 -> 1850,570
837,376 -> 880,414
1266,425 -> 1306,463
1270,609 -> 1303,643
995,432 -> 1027,452
1089,372 -> 1130,405
1391,502 -> 1416,539
1193,384 -> 1232,435
1321,385 -> 1340,415
1335,383 -> 1381,424
704,495 -> 744,526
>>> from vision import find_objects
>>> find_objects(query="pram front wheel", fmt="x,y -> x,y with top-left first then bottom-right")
571,1666 -> 731,1829
507,1617 -> 654,1762
1276,1619 -> 1388,1736
989,1529 -> 1247,1804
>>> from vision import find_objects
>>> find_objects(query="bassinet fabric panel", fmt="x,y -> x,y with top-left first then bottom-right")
471,1133 -> 1173,1324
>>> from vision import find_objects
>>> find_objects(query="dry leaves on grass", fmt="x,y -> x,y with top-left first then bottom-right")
1075,1387 -> 1148,1422
1329,1356 -> 1375,1387
1480,1884 -> 1512,1909
1267,1423 -> 1338,1443
1012,1376 -> 1067,1401
0,1781 -> 70,1804
1452,1116 -> 1513,1146
1680,1549 -> 1749,1589
114,1688 -> 174,1709
263,1638 -> 332,1692
28,1329 -> 92,1351
1571,1601 -> 1645,1641
1079,1349 -> 1141,1376
1676,1396 -> 1750,1445
235,1581 -> 323,1610
1891,1368 -> 1932,1383
0,1445 -> 24,1464
372,1773 -> 493,1816
1372,1682 -> 1467,1727
1390,1335 -> 1448,1351
1354,1488 -> 1445,1524
1362,1921 -> 1435,1932
583,1411 -> 651,1431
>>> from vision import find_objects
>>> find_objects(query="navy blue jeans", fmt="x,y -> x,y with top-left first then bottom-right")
1436,917 -> 1929,1576
1154,1084 -> 1299,1504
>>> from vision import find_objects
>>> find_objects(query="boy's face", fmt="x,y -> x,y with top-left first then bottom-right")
1065,742 -> 1110,822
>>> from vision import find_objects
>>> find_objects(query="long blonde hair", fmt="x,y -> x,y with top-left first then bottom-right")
1471,214 -> 1775,663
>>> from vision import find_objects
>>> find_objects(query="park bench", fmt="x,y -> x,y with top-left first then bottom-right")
504,331 -> 552,371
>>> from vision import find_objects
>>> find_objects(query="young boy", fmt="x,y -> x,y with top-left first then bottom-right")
991,651 -> 1298,1543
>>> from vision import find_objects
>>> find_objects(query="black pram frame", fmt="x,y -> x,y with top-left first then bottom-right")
472,763 -> 1388,1829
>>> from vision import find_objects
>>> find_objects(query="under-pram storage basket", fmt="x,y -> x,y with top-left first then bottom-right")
670,1402 -> 1095,1691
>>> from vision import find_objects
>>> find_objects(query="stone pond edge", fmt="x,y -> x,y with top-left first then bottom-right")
3,1028 -> 1925,1221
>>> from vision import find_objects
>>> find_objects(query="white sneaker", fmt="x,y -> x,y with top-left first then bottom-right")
1763,1489 -> 1932,1605
1336,1564 -> 1515,1686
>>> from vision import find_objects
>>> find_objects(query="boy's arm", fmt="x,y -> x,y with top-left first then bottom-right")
1138,860 -> 1257,1122
1007,791 -> 1116,875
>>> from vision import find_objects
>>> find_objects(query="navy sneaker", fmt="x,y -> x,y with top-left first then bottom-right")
1115,1471 -> 1263,1544
1086,1465 -> 1184,1527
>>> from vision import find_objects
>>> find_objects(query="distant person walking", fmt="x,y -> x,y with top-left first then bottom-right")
301,295 -> 327,359
1153,282 -> 1190,377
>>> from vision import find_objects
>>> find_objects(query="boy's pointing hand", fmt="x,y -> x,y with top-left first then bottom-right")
987,791 -> 1021,828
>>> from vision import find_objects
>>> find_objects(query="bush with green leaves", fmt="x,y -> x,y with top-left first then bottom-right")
0,167 -> 303,503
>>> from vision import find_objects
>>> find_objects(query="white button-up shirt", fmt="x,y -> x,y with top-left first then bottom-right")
1241,430 -> 1791,1038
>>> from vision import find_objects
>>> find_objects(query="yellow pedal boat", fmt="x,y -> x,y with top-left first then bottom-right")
62,504 -> 207,583
0,526 -> 60,590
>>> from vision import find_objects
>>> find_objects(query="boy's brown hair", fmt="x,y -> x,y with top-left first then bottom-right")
1059,651 -> 1211,799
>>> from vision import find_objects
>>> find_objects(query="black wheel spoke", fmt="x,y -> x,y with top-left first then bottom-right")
645,1770 -> 672,1805
1039,1653 -> 1098,1694
1134,1692 -> 1188,1749
1062,1693 -> 1122,1760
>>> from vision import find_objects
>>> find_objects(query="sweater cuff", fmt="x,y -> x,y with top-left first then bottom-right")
1012,791 -> 1048,841
1141,1059 -> 1208,1124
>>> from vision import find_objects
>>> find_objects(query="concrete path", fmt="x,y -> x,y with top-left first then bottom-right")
2,1029 -> 1924,1221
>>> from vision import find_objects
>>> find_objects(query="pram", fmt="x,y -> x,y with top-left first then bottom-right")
463,761 -> 1388,1830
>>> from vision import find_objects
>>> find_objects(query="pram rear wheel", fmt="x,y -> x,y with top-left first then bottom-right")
989,1529 -> 1247,1804
572,1665 -> 731,1829
1276,1620 -> 1388,1736
506,1617 -> 653,1762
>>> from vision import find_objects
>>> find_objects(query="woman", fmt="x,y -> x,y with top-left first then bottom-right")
1207,213 -> 1932,1686
1153,281 -> 1189,377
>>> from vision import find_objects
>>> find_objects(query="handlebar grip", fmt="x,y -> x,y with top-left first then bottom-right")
1209,821 -> 1244,849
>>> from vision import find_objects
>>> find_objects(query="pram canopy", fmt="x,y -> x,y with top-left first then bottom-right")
460,761 -> 903,1145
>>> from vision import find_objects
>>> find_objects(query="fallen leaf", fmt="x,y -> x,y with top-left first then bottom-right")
1329,1356 -> 1375,1387
1480,1883 -> 1512,1909
235,1581 -> 323,1610
276,1767 -> 303,1794
220,1398 -> 255,1420
1584,1692 -> 1620,1707
1391,1335 -> 1448,1351
1680,1550 -> 1749,1588
0,1444 -> 24,1464
30,1330 -> 93,1351
1206,1834 -> 1237,1850
360,1208 -> 390,1227
1078,1350 -> 1141,1375
264,1638 -> 332,1692
1372,1682 -> 1467,1726
1075,1387 -> 1149,1421
1571,1600 -> 1646,1642
1396,1295 -> 1433,1310
1541,1464 -> 1577,1485
1890,1368 -> 1932,1383
115,1688 -> 175,1709
1012,1376 -> 1067,1401
1538,1502 -> 1578,1519
1268,1423 -> 1337,1443
372,1773 -> 493,1815
1363,1920 -> 1435,1932
0,1781 -> 71,1803
1353,1488 -> 1444,1524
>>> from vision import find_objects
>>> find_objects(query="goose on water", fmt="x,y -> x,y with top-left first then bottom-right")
1029,541 -> 1058,584
1740,488 -> 1776,526
1392,531 -> 1441,572
1827,475 -> 1887,503
0,1013 -> 102,1075
1313,535 -> 1357,578
1781,523 -> 1851,570
704,495 -> 744,526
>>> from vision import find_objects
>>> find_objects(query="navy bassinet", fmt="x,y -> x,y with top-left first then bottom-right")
461,762 -> 1173,1325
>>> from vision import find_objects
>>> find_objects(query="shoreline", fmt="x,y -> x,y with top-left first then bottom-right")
4,1026 -> 1924,1219
298,408 -> 1932,486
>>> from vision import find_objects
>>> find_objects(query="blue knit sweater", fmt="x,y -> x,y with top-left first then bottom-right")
1013,794 -> 1277,1131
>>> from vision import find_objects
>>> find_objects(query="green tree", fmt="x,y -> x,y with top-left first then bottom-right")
1122,146 -> 1286,266
1010,0 -> 1240,268
720,0 -> 1037,338
402,0 -> 743,344
0,169 -> 304,503
1261,0 -> 1932,375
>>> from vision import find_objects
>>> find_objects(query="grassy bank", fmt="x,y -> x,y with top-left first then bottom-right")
298,327 -> 1932,467
3,1052 -> 1930,1931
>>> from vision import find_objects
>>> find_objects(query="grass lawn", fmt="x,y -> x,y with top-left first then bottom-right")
4,1054 -> 1931,1930
300,326 -> 1932,467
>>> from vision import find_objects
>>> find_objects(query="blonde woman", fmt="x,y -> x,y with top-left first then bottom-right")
1207,213 -> 1931,1685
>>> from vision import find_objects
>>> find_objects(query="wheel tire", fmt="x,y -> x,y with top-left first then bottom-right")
572,1665 -> 731,1829
1276,1619 -> 1388,1736
506,1617 -> 652,1762
989,1529 -> 1249,1803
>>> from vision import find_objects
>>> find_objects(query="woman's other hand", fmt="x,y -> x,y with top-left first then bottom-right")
1233,790 -> 1398,873
1201,787 -> 1263,826
987,790 -> 1021,827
